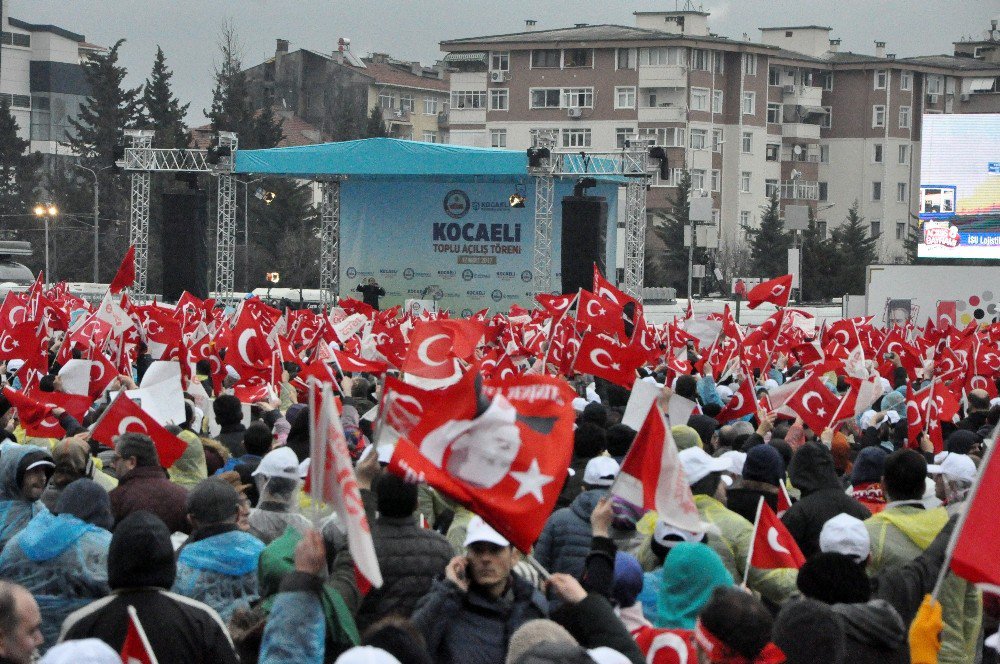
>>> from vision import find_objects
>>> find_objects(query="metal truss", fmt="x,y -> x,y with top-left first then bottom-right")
124,130 -> 153,302
529,129 -> 558,295
319,180 -> 340,306
213,133 -> 238,304
124,148 -> 212,172
622,145 -> 649,300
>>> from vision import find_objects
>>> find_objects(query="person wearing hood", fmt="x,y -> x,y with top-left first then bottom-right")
171,478 -> 266,623
726,444 -> 785,525
247,447 -> 313,544
39,437 -> 117,512
168,427 -> 209,491
0,444 -> 54,553
864,449 -> 981,664
212,394 -> 248,457
535,456 -> 619,578
686,415 -> 719,452
107,432 -> 189,534
692,587 -> 785,664
928,452 -> 976,517
59,510 -> 239,663
781,441 -> 871,558
0,479 -> 113,650
635,520 -> 708,621
849,447 -> 888,514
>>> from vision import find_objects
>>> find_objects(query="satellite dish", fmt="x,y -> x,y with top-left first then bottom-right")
793,145 -> 802,155
791,169 -> 802,180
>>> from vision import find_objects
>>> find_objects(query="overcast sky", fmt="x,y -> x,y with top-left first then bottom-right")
13,1 -> 997,126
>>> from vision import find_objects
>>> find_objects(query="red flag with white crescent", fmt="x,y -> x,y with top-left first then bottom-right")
91,393 -> 187,468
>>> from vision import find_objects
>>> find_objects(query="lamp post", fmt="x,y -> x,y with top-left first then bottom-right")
33,203 -> 58,286
239,177 -> 264,293
73,164 -> 100,283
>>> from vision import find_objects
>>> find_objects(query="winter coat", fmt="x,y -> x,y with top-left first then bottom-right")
865,504 -> 981,664
726,480 -> 779,525
172,528 -> 266,623
693,494 -> 798,605
831,599 -> 909,664
109,465 -> 189,533
0,444 -> 50,552
412,574 -> 548,664
534,489 -> 607,578
215,424 -> 247,457
556,456 -> 593,509
782,441 -> 871,558
355,514 -> 454,631
258,572 -> 326,664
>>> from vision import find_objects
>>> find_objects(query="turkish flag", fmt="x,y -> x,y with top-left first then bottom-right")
746,274 -> 793,310
593,265 -> 638,313
936,300 -> 958,331
776,481 -> 792,517
120,605 -> 157,664
950,442 -> 1000,591
716,377 -> 757,423
108,245 -> 136,294
752,499 -> 805,569
23,390 -> 92,438
785,374 -> 841,434
402,320 -> 485,379
2,387 -> 52,432
535,293 -> 575,317
574,333 -> 638,388
91,393 -> 187,468
577,290 -> 626,339
376,372 -> 477,445
387,374 -> 576,552
0,320 -> 42,362
333,349 -> 388,375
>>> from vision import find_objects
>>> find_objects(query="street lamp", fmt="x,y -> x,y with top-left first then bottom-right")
73,163 -> 103,284
33,203 -> 58,285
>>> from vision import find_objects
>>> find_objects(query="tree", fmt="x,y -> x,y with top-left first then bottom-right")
799,209 -> 839,301
246,178 -> 319,291
365,105 -> 388,138
650,170 -> 710,297
0,99 -> 42,219
67,39 -> 142,163
831,200 -> 879,295
141,46 -> 190,149
744,193 -> 792,278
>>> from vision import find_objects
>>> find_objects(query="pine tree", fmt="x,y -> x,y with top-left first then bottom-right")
247,178 -> 318,290
799,209 -> 839,301
651,170 -> 708,297
831,200 -> 879,295
141,46 -> 190,149
67,39 -> 142,163
745,193 -> 792,278
365,105 -> 388,138
0,99 -> 41,218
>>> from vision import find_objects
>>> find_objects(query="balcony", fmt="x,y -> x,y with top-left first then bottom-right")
779,146 -> 820,163
450,71 -> 487,88
779,180 -> 819,201
637,104 -> 687,123
638,64 -> 687,88
781,122 -> 822,141
781,84 -> 824,107
437,111 -> 449,127
448,107 -> 487,125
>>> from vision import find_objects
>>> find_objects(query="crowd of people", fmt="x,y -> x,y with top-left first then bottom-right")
0,275 -> 997,664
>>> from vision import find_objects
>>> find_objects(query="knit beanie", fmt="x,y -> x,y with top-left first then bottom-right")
108,510 -> 176,590
742,444 -> 785,487
55,478 -> 113,531
506,620 -> 577,664
850,446 -> 888,486
772,599 -> 845,664
612,551 -> 644,608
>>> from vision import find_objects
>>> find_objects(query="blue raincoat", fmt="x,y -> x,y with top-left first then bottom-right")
0,444 -> 50,552
172,529 -> 266,622
0,510 -> 111,649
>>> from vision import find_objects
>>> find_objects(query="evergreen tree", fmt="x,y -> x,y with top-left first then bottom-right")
799,209 -> 839,301
67,39 -> 142,163
247,178 -> 318,290
651,170 -> 708,297
324,77 -> 367,142
0,99 -> 42,219
831,200 -> 879,295
365,105 -> 388,138
744,193 -> 792,278
902,218 -> 920,264
141,46 -> 190,149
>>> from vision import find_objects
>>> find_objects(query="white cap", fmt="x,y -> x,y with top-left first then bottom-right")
927,452 -> 977,483
884,410 -> 901,424
719,450 -> 746,477
583,456 -> 620,487
252,447 -> 302,479
679,447 -> 731,486
572,397 -> 589,412
25,458 -> 54,473
653,520 -> 704,549
6,359 -> 24,372
39,638 -> 120,664
986,630 -> 999,652
819,513 -> 871,564
715,385 -> 734,401
333,647 -> 402,664
463,515 -> 510,548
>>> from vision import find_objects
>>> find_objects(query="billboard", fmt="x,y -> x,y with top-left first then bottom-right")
339,177 -> 618,314
918,114 -> 1000,259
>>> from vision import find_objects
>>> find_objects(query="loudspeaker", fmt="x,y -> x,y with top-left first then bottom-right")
560,195 -> 607,294
161,190 -> 209,301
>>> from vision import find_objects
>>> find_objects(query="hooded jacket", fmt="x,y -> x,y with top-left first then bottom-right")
831,599 -> 909,664
172,526 -> 265,623
59,511 -> 239,664
534,489 -> 607,578
109,464 -> 190,534
0,443 -> 51,552
781,441 -> 871,558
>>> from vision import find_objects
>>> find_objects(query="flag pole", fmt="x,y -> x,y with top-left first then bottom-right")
540,290 -> 580,372
743,497 -> 764,587
126,605 -> 160,664
525,553 -> 552,582
307,378 -> 323,526
931,421 -> 1000,599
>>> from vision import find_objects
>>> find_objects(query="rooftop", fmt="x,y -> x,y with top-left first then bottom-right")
897,54 -> 1000,71
442,23 -> 739,47
352,59 -> 448,92
7,17 -> 84,42
759,25 -> 833,31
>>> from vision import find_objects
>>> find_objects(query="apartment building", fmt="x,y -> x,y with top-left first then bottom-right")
440,11 -> 1000,263
0,2 -> 102,155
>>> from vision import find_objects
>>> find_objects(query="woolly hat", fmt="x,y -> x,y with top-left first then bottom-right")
612,551 -> 644,608
742,444 -> 785,487
55,478 -> 113,531
772,599 -> 845,664
108,510 -> 176,590
506,619 -> 577,664
850,446 -> 888,486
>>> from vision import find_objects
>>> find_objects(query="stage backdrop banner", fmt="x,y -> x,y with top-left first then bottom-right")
339,177 -> 617,315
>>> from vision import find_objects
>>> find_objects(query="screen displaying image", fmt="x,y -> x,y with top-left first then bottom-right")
918,114 -> 1000,259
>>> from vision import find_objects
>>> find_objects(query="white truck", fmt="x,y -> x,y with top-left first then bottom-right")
860,264 -> 1000,327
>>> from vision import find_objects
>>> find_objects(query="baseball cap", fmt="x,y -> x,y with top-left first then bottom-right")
583,456 -> 620,487
927,452 -> 977,483
464,515 -> 510,548
652,521 -> 705,549
679,447 -> 732,486
819,513 -> 871,564
25,458 -> 55,473
6,359 -> 24,373
719,450 -> 746,477
253,447 -> 302,479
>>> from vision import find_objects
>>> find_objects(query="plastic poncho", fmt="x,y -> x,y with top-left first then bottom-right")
0,511 -> 111,649
248,474 -> 311,545
656,541 -> 733,629
172,529 -> 265,623
0,444 -> 50,552
168,429 -> 208,490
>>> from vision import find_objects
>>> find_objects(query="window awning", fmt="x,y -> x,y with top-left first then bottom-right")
443,51 -> 487,63
963,77 -> 996,93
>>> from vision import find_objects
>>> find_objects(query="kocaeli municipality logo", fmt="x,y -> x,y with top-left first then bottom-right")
521,270 -> 533,283
346,267 -> 357,279
444,190 -> 471,219
403,268 -> 414,280
461,308 -> 473,317
491,289 -> 504,302
462,269 -> 474,281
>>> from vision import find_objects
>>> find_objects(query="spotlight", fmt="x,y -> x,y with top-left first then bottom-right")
206,134 -> 232,166
526,147 -> 551,168
573,177 -> 597,197
509,193 -> 526,208
255,188 -> 277,205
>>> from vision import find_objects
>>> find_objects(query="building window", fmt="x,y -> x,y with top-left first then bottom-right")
766,143 -> 779,161
768,66 -> 781,86
896,221 -> 906,240
872,181 -> 882,201
529,89 -> 561,109
691,169 -> 706,191
422,130 -> 438,142
898,106 -> 911,129
615,127 -> 633,149
450,90 -> 486,109
767,103 -> 781,124
741,131 -> 753,154
926,75 -> 943,95
490,129 -> 507,148
743,53 -> 757,76
423,97 -> 439,115
740,171 -> 752,193
765,179 -> 778,198
712,210 -> 721,226
819,182 -> 828,201
561,128 -> 592,148
616,48 -> 637,69
659,127 -> 686,147
690,49 -> 710,71
564,48 -> 593,68
640,46 -> 684,66
900,71 -> 912,91
562,88 -> 594,108
896,182 -> 907,202
615,87 -> 636,109
378,93 -> 395,109
821,107 -> 832,129
2,94 -> 30,109
690,128 -> 708,150
870,220 -> 881,237
875,70 -> 887,89
712,128 -> 723,152
872,105 -> 886,128
489,88 -> 509,111
898,144 -> 909,164
712,90 -> 723,114
0,32 -> 30,47
709,169 -> 720,192
740,211 -> 751,226
873,143 -> 883,163
490,51 -> 510,71
400,94 -> 415,112
742,91 -> 756,116
820,144 -> 830,163
531,49 -> 561,68
690,87 -> 710,112
822,72 -> 833,91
